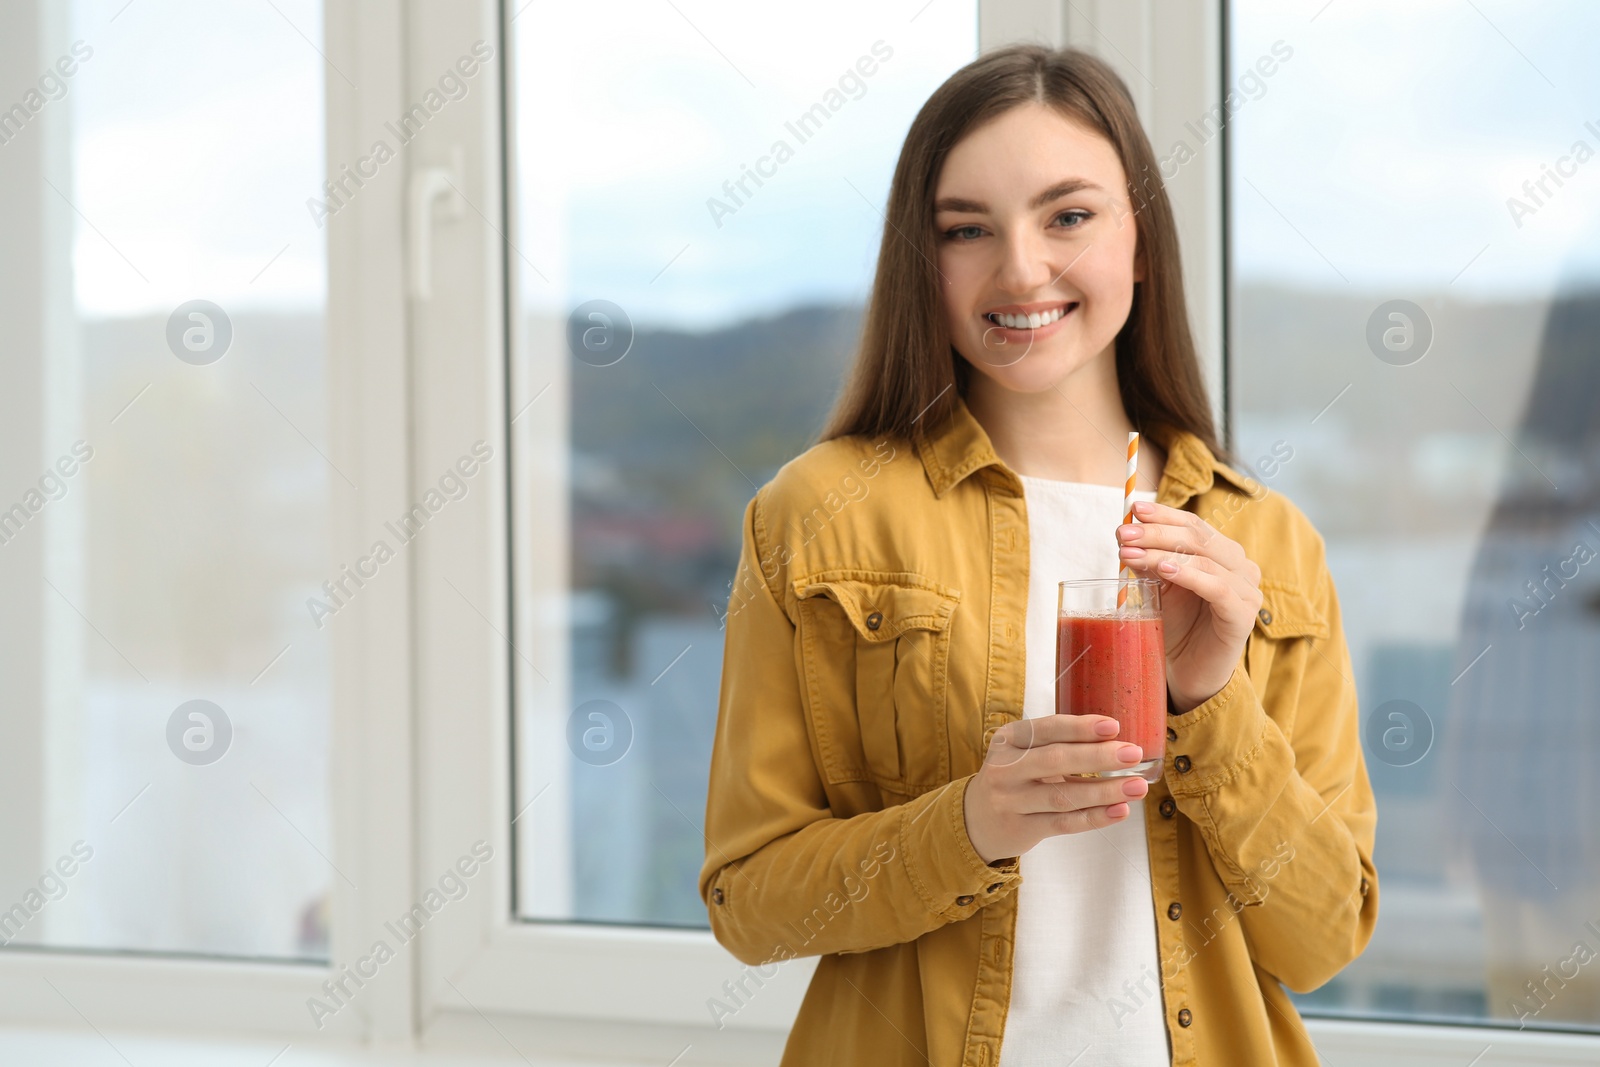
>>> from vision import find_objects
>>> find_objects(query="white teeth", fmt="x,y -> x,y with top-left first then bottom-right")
987,304 -> 1071,329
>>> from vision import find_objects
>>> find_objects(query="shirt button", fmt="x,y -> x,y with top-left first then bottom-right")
1167,902 -> 1182,920
1159,798 -> 1176,819
1178,1008 -> 1192,1027
986,882 -> 1003,894
1257,608 -> 1273,626
1166,726 -> 1178,742
1360,876 -> 1370,895
955,894 -> 975,907
711,887 -> 724,905
866,611 -> 884,631
1174,755 -> 1192,774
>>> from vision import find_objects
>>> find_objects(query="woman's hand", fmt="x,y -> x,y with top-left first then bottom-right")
1116,499 -> 1263,713
962,714 -> 1150,864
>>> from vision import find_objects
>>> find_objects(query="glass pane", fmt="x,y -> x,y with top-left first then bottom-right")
1229,0 -> 1600,1030
510,3 -> 979,925
0,0 -> 330,960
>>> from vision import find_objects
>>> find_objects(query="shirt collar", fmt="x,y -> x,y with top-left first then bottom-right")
914,392 -> 1254,506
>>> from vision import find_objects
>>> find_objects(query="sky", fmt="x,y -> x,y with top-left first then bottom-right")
1229,0 -> 1600,300
47,0 -> 1600,324
64,0 -> 326,319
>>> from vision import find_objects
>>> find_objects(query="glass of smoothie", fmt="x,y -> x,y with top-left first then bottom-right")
1056,577 -> 1166,783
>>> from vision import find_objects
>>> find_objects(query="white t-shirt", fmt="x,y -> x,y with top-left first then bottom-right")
997,474 -> 1169,1067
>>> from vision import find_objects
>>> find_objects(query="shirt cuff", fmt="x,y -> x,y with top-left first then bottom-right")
1162,663 -> 1270,800
899,776 -> 1023,923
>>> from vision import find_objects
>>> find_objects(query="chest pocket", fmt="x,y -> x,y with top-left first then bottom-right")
1244,580 -> 1329,700
792,571 -> 961,797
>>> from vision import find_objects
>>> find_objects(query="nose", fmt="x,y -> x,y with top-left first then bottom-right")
993,224 -> 1054,296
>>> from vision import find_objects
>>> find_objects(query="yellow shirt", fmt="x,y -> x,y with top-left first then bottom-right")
700,394 -> 1379,1066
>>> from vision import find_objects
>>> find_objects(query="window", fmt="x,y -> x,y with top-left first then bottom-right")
4,2 -> 1594,1059
0,0 -> 331,962
508,0 -> 982,928
1229,0 -> 1600,1033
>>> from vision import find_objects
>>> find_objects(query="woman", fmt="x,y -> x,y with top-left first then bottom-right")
700,44 -> 1377,1066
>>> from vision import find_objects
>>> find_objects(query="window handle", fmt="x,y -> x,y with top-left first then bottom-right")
408,148 -> 464,300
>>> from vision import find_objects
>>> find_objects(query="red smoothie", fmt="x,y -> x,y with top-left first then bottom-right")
1056,613 -> 1166,775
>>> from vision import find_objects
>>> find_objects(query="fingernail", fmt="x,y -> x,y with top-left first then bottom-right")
1158,560 -> 1179,574
1119,744 -> 1143,762
1120,546 -> 1146,558
1094,719 -> 1120,737
1122,779 -> 1148,797
1108,802 -> 1130,818
1119,524 -> 1142,541
1133,501 -> 1153,516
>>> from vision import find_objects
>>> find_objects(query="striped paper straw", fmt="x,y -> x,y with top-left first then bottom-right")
1117,431 -> 1140,609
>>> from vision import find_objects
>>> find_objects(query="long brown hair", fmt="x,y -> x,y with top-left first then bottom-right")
817,44 -> 1226,461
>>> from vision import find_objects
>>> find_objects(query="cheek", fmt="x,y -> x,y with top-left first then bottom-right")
1066,239 -> 1138,314
1077,281 -> 1135,342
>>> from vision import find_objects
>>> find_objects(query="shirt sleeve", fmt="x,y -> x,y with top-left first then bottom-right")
698,488 -> 1022,966
1162,556 -> 1379,993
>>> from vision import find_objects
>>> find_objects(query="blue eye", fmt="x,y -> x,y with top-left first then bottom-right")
1056,209 -> 1091,229
943,224 -> 984,242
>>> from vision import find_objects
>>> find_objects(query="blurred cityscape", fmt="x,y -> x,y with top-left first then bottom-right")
563,302 -> 858,926
1238,284 -> 1600,1030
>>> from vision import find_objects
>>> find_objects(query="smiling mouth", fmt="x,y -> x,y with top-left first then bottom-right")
984,302 -> 1079,330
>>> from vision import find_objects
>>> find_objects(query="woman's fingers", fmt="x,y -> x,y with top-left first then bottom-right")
1118,539 -> 1260,612
1120,548 -> 1259,605
1119,529 -> 1249,584
984,714 -> 1123,770
1018,775 -> 1148,815
1016,738 -> 1144,779
1149,554 -> 1262,631
996,713 -> 1121,748
1119,501 -> 1255,577
1028,801 -> 1133,836
984,722 -> 1141,777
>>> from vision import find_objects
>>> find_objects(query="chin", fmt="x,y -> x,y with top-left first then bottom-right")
962,339 -> 1090,394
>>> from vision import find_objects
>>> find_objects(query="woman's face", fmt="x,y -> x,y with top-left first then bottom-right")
933,102 -> 1143,393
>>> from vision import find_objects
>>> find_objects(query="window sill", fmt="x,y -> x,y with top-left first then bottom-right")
1306,1017 -> 1598,1063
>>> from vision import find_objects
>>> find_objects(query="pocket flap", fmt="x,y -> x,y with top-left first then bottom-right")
793,571 -> 961,642
1254,580 -> 1328,640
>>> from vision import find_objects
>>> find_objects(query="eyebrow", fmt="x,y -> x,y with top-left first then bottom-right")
933,178 -> 1104,215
